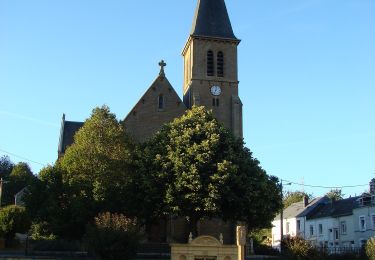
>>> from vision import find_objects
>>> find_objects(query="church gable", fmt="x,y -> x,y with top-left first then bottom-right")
122,67 -> 186,142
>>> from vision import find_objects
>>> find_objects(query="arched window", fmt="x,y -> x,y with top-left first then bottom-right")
217,51 -> 224,77
158,94 -> 164,110
207,50 -> 214,76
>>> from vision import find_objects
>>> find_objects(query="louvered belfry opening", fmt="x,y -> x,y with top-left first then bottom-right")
207,50 -> 214,76
217,51 -> 224,77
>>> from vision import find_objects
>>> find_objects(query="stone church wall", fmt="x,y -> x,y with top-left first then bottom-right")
122,75 -> 186,142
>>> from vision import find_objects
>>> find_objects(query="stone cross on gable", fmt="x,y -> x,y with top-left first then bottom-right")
159,60 -> 166,77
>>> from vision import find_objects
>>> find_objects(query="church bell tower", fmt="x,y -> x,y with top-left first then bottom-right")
183,0 -> 243,138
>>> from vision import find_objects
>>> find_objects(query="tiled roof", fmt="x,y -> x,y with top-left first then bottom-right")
296,196 -> 330,218
307,197 -> 359,220
275,197 -> 326,220
190,0 -> 237,40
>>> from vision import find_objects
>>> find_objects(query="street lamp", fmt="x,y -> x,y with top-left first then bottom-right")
280,180 -> 291,253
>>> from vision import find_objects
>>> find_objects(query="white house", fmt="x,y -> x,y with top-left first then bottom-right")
353,192 -> 375,247
304,197 -> 357,251
271,197 -> 327,247
272,179 -> 375,252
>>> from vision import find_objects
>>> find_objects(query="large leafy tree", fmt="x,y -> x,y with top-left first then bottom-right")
141,106 -> 282,234
58,106 -> 136,237
24,165 -> 79,238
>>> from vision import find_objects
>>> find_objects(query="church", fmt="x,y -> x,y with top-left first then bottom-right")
58,0 -> 243,243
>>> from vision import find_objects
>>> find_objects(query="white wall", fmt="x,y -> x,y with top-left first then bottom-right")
305,215 -> 355,248
271,217 -> 299,247
353,205 -> 375,246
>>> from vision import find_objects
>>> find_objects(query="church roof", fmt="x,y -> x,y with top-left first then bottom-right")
58,115 -> 83,155
190,0 -> 237,40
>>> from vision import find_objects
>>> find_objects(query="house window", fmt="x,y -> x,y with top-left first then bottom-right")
217,51 -> 224,77
371,214 -> 375,228
297,220 -> 301,232
286,222 -> 290,234
207,50 -> 214,76
334,228 -> 339,240
341,221 -> 347,234
318,224 -> 323,235
359,216 -> 366,231
309,225 -> 314,237
158,94 -> 164,110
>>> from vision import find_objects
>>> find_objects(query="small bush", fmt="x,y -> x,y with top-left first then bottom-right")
367,237 -> 375,260
0,205 -> 30,246
282,236 -> 323,260
84,212 -> 139,260
29,222 -> 56,240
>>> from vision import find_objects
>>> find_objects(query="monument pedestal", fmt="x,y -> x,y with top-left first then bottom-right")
170,226 -> 247,260
171,235 -> 237,260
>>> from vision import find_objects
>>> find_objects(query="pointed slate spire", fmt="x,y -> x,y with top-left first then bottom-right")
191,0 -> 237,40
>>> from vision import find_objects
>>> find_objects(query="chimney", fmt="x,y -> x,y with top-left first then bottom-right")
303,196 -> 308,207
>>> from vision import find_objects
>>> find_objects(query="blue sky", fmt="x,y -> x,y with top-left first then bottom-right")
0,0 -> 374,198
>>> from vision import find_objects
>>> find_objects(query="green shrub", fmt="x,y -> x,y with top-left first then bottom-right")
0,205 -> 30,245
29,222 -> 56,240
281,236 -> 323,260
367,237 -> 375,260
84,212 -> 139,260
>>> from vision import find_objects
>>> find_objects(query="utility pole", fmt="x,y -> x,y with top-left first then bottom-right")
280,180 -> 291,253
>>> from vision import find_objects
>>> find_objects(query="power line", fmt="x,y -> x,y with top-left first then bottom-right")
0,148 -> 45,166
0,149 -> 370,189
281,179 -> 368,189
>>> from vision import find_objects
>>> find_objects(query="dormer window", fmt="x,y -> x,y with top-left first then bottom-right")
217,51 -> 224,77
158,94 -> 164,110
207,50 -> 214,76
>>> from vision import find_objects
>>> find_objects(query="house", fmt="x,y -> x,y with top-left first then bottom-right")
272,179 -> 375,252
303,179 -> 375,250
271,196 -> 328,247
304,197 -> 358,249
353,188 -> 375,247
14,187 -> 27,206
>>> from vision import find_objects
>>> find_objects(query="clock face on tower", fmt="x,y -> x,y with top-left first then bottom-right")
210,85 -> 221,96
